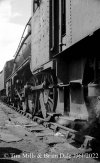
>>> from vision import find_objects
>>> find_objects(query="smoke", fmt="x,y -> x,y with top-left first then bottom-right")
57,96 -> 100,140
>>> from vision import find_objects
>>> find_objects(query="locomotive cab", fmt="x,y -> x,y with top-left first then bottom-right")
55,0 -> 100,130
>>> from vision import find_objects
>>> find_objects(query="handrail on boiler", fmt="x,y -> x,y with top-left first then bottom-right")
13,17 -> 32,60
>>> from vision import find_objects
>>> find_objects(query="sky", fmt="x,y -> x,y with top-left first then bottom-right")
0,0 -> 31,71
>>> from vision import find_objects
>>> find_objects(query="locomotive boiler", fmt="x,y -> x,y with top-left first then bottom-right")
5,18 -> 32,110
3,0 -> 100,137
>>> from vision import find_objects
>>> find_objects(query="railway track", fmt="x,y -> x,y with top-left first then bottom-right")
1,103 -> 96,151
1,101 -> 99,158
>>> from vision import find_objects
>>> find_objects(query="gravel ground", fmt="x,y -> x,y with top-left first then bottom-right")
0,102 -> 99,163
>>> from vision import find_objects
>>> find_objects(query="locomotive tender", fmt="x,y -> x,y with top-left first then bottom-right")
1,0 -> 100,135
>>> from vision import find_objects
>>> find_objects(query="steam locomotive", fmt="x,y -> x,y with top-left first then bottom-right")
1,0 -> 100,137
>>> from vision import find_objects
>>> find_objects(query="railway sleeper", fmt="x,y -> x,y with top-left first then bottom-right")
26,113 -> 32,119
37,118 -> 44,125
20,110 -> 26,116
2,102 -> 100,152
41,120 -> 96,150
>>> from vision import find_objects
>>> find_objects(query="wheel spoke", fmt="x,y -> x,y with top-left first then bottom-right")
39,92 -> 46,118
39,73 -> 57,121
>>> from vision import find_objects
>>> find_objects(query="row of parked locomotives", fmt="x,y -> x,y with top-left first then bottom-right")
0,60 -> 14,101
1,0 -> 100,139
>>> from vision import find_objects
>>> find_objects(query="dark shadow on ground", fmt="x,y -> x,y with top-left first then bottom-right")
71,140 -> 100,161
0,159 -> 20,163
89,139 -> 100,161
0,147 -> 22,159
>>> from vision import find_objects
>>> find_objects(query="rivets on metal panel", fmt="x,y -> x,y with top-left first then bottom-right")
69,0 -> 72,44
